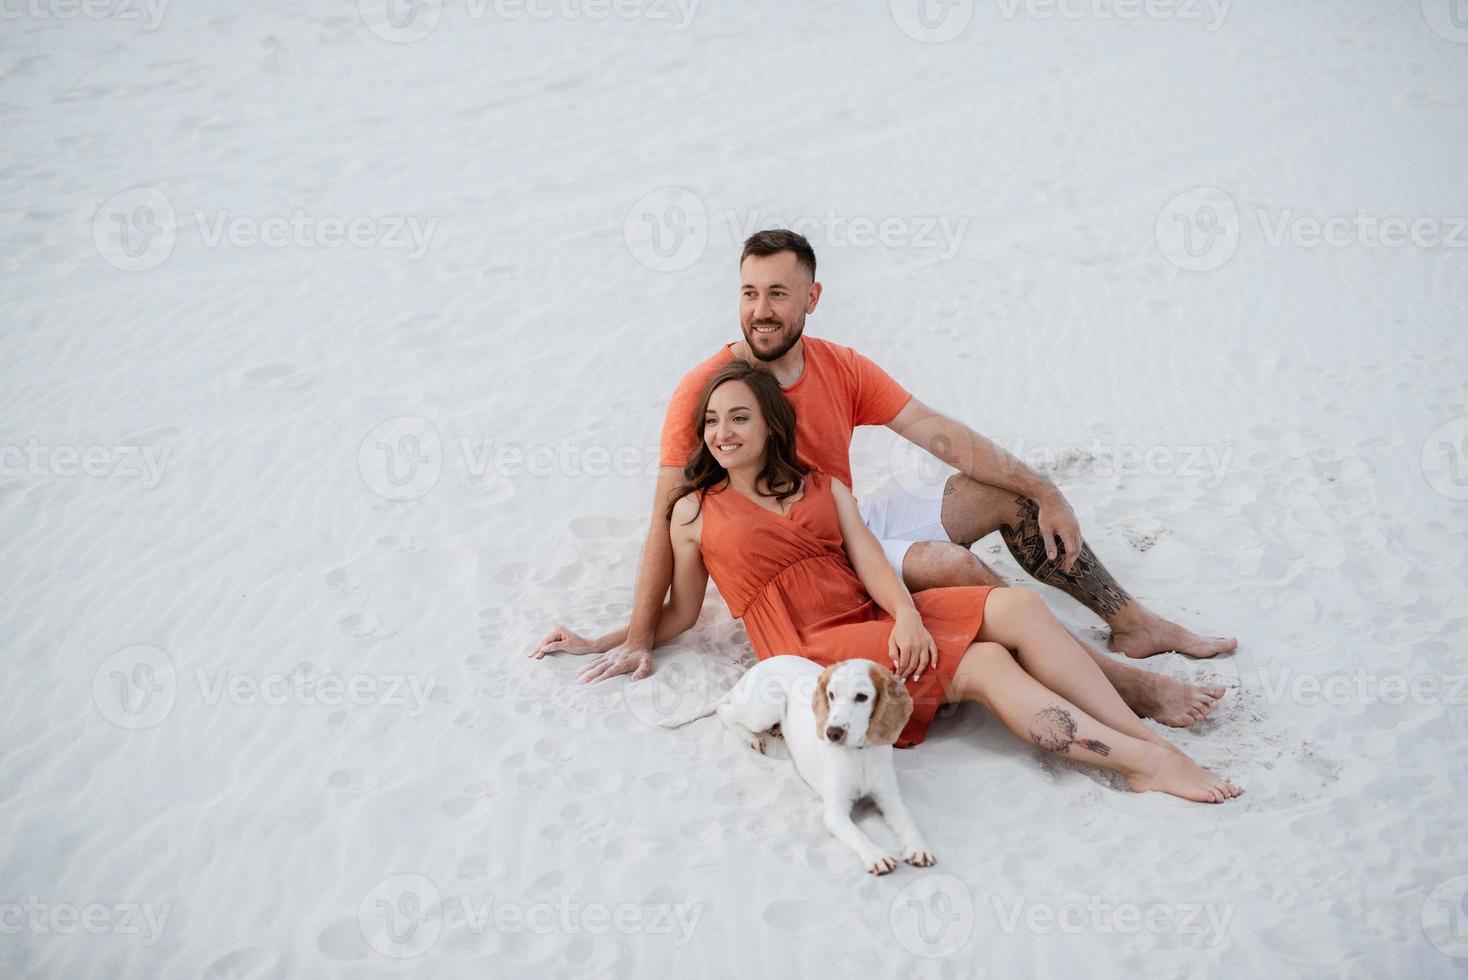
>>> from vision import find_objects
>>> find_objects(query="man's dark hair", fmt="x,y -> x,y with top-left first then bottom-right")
740,229 -> 817,282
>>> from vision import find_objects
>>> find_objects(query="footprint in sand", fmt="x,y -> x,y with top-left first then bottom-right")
323,566 -> 367,593
326,709 -> 390,738
240,364 -> 314,390
455,853 -> 497,880
326,768 -> 375,792
315,918 -> 368,961
463,471 -> 515,501
202,947 -> 280,978
442,796 -> 485,819
338,613 -> 400,642
568,514 -> 637,540
376,535 -> 427,555
760,900 -> 812,930
453,709 -> 495,732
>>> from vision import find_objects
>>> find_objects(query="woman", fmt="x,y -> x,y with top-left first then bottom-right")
546,362 -> 1241,803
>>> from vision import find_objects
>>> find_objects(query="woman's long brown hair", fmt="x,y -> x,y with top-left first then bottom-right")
667,361 -> 808,524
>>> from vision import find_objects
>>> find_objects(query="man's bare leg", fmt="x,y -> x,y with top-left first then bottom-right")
901,540 -> 1225,728
934,475 -> 1238,659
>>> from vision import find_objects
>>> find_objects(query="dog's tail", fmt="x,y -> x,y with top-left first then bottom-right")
656,689 -> 733,729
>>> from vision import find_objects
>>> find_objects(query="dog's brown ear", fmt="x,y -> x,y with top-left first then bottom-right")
811,664 -> 836,738
865,663 -> 913,746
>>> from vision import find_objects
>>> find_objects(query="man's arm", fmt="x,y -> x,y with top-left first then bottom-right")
886,397 -> 1083,570
574,465 -> 686,684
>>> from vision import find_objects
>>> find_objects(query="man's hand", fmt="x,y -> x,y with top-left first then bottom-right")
576,643 -> 653,684
529,626 -> 604,659
1035,489 -> 1083,573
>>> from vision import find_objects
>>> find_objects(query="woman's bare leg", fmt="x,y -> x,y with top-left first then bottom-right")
944,641 -> 1241,803
977,587 -> 1170,747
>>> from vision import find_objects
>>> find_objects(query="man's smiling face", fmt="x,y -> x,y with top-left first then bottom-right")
739,250 -> 820,363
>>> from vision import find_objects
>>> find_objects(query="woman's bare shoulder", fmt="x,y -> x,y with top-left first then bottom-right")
669,490 -> 705,535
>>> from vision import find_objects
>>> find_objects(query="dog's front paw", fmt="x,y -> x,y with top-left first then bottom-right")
745,735 -> 766,754
864,853 -> 898,875
903,848 -> 936,867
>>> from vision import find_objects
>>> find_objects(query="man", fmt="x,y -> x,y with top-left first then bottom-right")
535,230 -> 1234,727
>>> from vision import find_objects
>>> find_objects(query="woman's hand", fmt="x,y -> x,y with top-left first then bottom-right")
530,626 -> 605,659
576,643 -> 654,684
887,610 -> 937,682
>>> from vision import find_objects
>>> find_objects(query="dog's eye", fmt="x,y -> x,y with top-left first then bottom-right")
854,693 -> 868,702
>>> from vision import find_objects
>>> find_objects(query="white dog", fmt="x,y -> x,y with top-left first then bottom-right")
660,655 -> 935,875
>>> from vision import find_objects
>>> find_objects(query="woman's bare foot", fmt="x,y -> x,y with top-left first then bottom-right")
1125,745 -> 1243,803
1129,672 -> 1226,728
1108,609 -> 1238,660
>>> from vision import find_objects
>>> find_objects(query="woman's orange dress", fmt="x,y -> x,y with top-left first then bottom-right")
698,469 -> 994,748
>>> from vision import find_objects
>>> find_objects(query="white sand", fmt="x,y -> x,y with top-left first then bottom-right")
3,1 -> 1467,977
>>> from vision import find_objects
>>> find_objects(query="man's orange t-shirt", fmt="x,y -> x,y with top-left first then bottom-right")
658,336 -> 913,488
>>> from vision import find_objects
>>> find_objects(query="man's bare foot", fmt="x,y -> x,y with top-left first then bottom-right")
1109,610 -> 1238,659
1125,745 -> 1243,803
1129,672 -> 1226,728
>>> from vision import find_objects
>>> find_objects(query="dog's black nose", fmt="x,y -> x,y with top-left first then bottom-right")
826,726 -> 845,742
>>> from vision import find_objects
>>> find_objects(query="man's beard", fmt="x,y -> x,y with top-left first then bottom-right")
743,317 -> 804,363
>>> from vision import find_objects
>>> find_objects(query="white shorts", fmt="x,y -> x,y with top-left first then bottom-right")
857,479 -> 954,576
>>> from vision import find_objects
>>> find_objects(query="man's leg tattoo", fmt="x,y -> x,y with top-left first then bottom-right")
999,495 -> 1131,620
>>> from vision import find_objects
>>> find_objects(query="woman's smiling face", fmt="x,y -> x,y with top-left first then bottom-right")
703,379 -> 768,470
